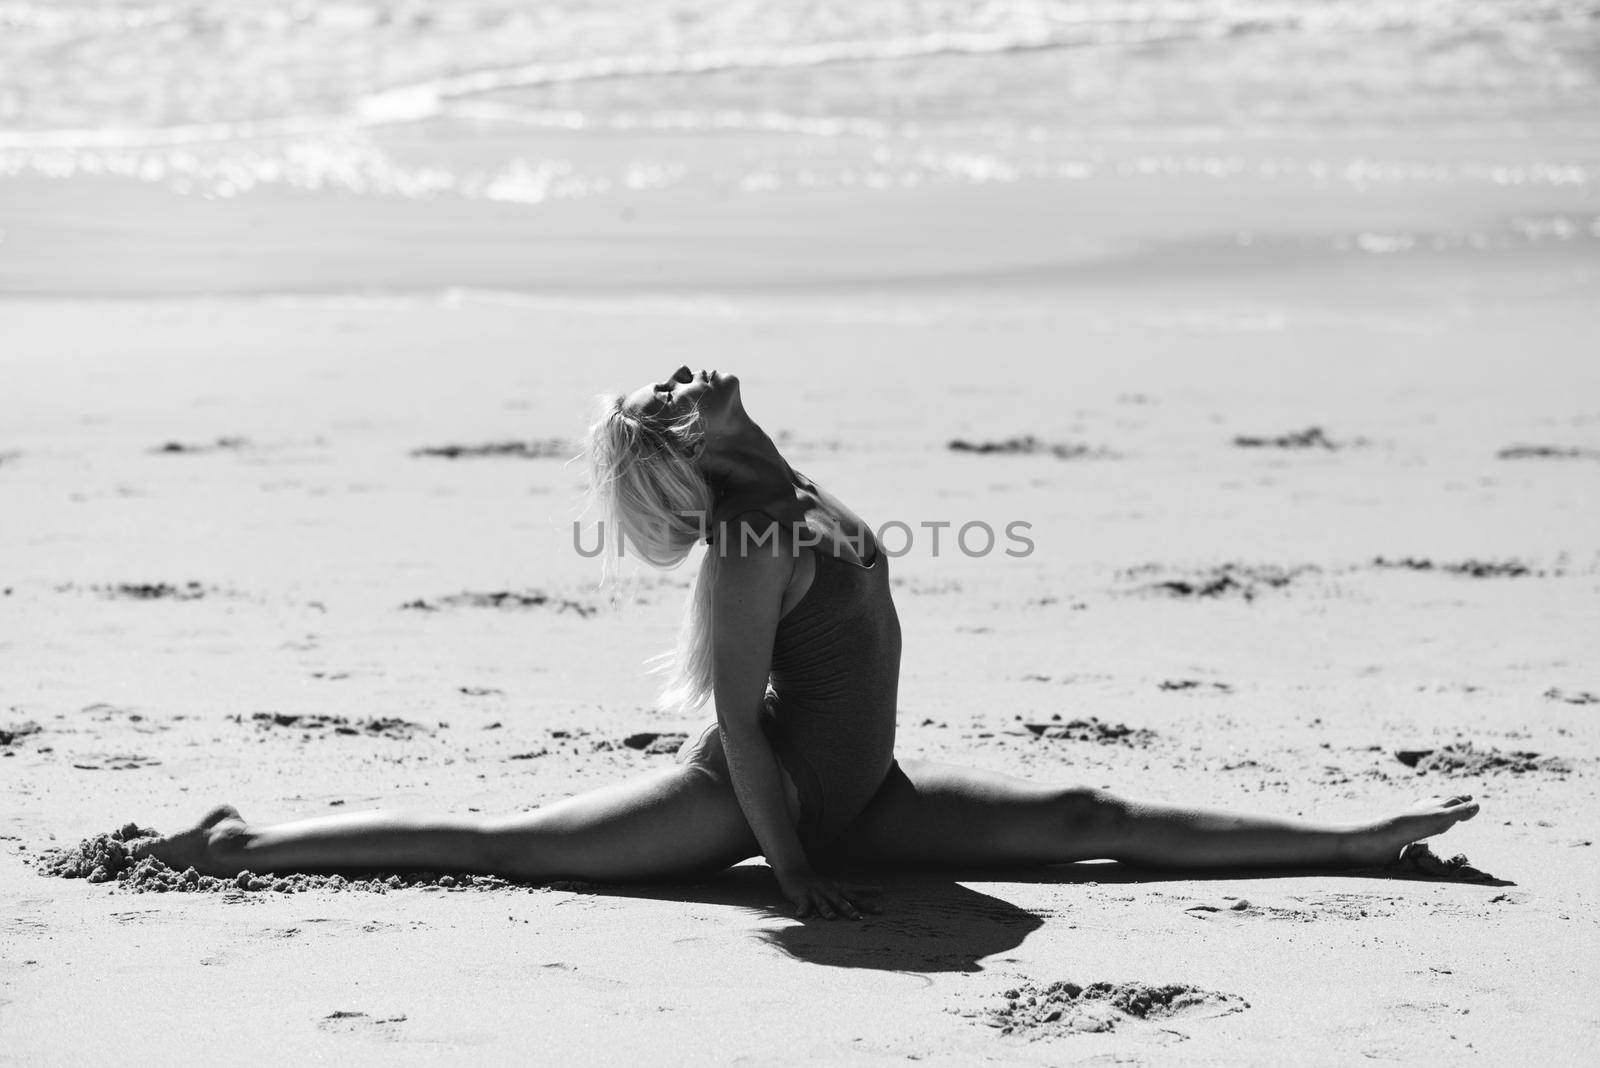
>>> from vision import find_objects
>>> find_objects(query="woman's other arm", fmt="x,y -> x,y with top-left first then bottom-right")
711,518 -> 870,918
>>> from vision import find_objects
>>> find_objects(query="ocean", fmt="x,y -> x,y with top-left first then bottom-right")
3,0 -> 1597,208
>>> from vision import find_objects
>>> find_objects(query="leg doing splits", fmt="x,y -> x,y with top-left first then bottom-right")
146,764 -> 761,882
146,761 -> 1479,882
833,760 -> 1480,871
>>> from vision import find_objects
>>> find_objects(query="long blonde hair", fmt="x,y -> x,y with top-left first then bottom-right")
583,393 -> 721,715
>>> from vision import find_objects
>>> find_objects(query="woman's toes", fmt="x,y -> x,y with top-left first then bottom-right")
199,804 -> 244,830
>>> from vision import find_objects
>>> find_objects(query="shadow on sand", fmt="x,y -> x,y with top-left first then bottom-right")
563,857 -> 1515,974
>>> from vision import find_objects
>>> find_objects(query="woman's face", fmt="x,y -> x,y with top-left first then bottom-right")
621,365 -> 742,436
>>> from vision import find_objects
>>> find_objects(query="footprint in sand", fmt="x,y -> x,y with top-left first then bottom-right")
1185,893 -> 1396,923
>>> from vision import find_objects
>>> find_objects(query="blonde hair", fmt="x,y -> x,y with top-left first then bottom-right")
583,393 -> 720,715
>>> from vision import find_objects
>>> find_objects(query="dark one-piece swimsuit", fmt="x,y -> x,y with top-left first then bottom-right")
756,516 -> 903,869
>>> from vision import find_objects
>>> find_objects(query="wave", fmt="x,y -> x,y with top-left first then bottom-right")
8,0 -> 1596,149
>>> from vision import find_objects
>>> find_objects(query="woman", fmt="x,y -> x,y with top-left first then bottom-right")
148,366 -> 1479,919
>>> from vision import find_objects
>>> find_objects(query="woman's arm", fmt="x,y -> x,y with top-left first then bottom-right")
711,517 -> 871,919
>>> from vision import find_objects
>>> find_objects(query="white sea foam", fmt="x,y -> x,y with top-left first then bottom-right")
2,0 -> 1595,216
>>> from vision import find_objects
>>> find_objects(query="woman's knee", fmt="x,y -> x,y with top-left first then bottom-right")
1051,786 -> 1128,845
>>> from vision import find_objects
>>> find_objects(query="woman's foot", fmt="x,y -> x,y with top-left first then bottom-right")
134,805 -> 251,876
1346,795 -> 1480,866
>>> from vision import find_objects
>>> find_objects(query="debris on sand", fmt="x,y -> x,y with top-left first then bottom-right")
1545,687 -> 1598,705
622,731 -> 690,755
1127,562 -> 1312,602
1395,742 -> 1569,777
1232,426 -> 1338,450
1,720 -> 43,748
71,754 -> 162,771
1497,444 -> 1600,461
1022,717 -> 1156,747
947,435 -> 1115,460
233,711 -> 434,741
35,825 -> 550,895
1372,556 -> 1538,578
1159,679 -> 1233,694
102,582 -> 210,601
1379,842 -> 1504,885
151,437 -> 249,455
35,822 -> 159,883
411,439 -> 570,460
400,590 -> 597,617
979,981 -> 1248,1037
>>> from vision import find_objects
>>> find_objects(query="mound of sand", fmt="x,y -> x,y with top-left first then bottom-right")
34,824 -> 538,894
1380,842 -> 1504,884
1395,743 -> 1570,777
983,980 -> 1248,1037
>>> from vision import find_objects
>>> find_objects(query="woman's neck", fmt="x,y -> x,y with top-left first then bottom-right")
705,425 -> 807,523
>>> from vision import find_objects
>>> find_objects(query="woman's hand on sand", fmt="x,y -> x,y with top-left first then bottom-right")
775,865 -> 881,920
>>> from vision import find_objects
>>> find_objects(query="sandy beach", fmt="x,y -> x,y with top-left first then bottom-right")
5,2 -> 1600,1063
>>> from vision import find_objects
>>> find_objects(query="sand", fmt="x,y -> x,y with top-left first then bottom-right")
4,92 -> 1600,1066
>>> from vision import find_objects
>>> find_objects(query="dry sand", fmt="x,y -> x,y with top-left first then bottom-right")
3,167 -> 1599,1063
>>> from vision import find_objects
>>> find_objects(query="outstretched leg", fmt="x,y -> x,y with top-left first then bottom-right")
145,764 -> 760,882
834,760 -> 1479,870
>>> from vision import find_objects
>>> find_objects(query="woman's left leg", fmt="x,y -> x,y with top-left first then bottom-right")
143,762 -> 762,882
833,760 -> 1479,871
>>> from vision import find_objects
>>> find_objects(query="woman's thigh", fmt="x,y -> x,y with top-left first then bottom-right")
833,759 -> 1118,868
482,762 -> 761,881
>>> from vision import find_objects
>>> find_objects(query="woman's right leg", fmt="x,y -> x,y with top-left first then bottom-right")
833,759 -> 1479,871
148,763 -> 761,882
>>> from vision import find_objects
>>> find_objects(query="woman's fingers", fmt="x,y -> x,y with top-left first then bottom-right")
788,879 -> 884,920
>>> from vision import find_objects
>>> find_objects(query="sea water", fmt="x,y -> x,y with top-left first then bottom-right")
3,0 -> 1596,206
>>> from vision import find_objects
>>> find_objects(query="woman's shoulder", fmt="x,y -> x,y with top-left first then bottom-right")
711,506 -> 800,559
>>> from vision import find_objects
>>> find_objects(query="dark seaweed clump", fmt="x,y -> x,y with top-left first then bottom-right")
1497,444 -> 1600,461
411,440 -> 569,460
401,590 -> 597,617
947,436 -> 1112,460
1,720 -> 43,747
92,581 -> 211,601
1372,557 -> 1537,578
234,711 -> 434,740
622,731 -> 690,755
1023,717 -> 1156,747
1232,427 -> 1337,449
152,437 -> 249,455
1131,562 -> 1312,602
